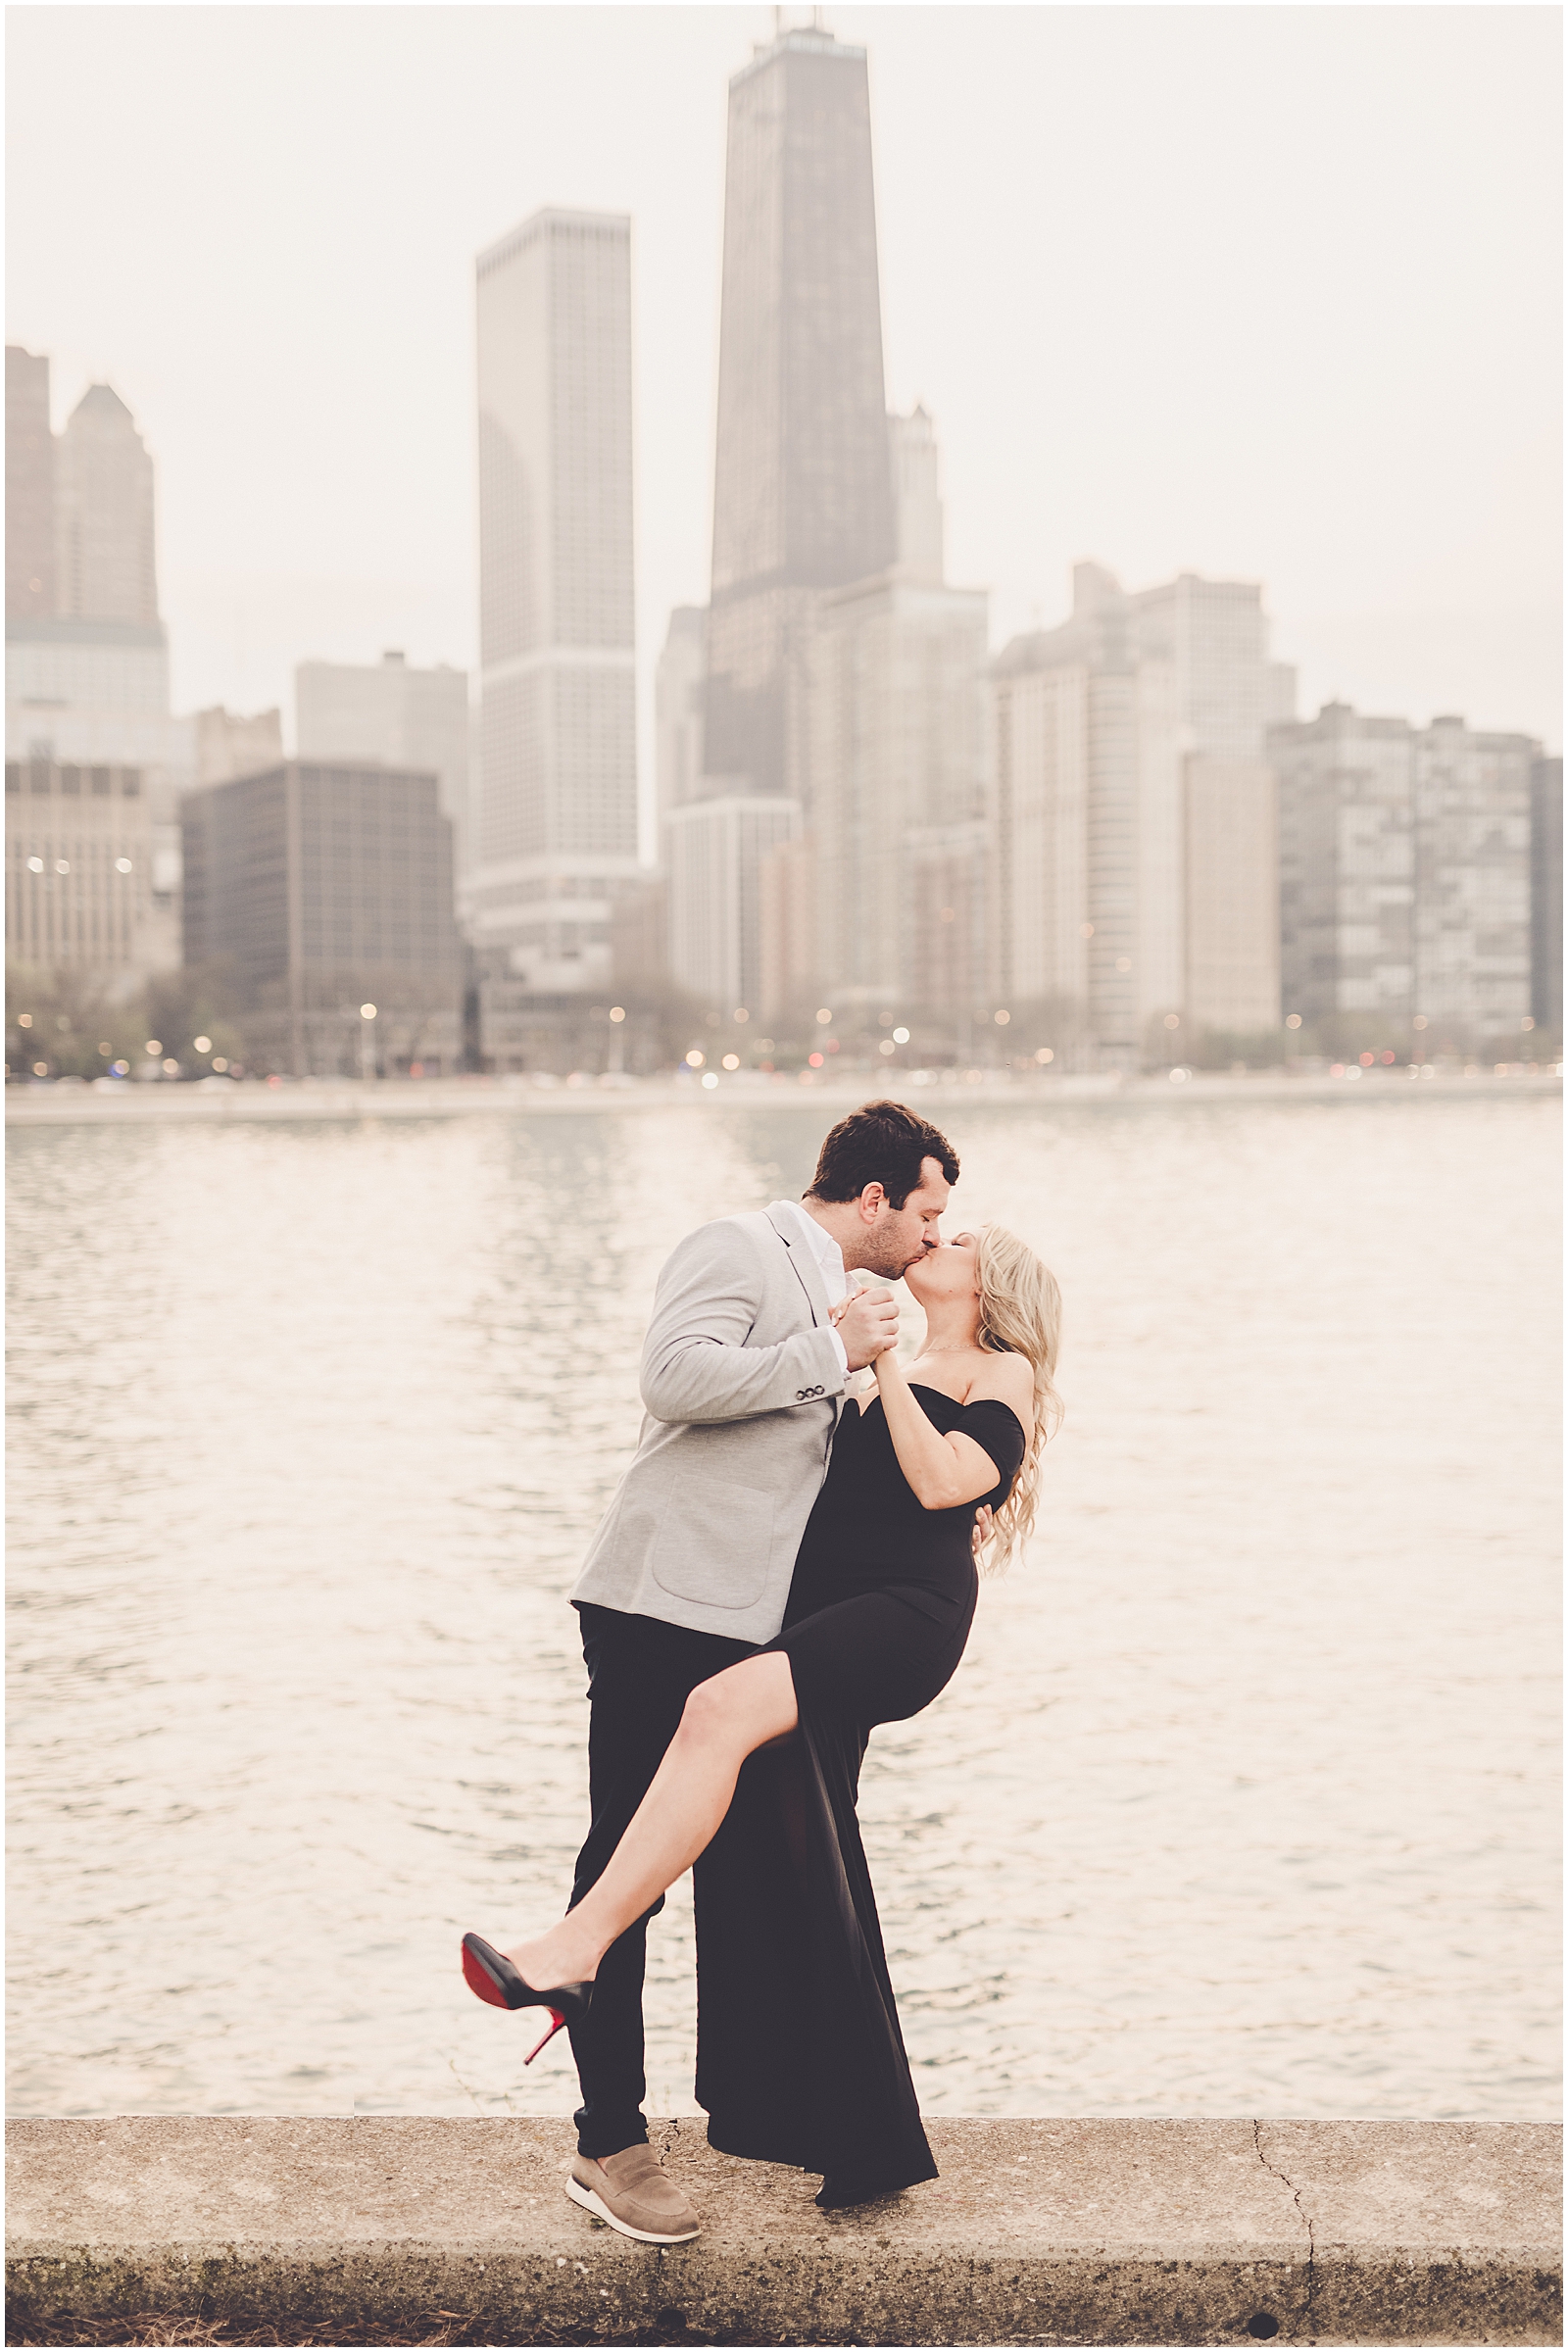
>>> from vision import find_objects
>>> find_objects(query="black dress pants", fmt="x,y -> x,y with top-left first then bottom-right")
566,1601 -> 757,2159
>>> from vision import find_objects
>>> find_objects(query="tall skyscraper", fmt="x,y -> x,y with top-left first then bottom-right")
705,22 -> 895,800
470,207 -> 638,1058
5,354 -> 187,980
6,346 -> 54,619
54,385 -> 158,627
297,650 -> 471,884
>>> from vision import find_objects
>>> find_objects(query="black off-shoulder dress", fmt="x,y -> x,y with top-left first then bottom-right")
692,1385 -> 1027,2207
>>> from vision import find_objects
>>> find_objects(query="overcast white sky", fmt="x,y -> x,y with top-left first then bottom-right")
7,2 -> 1563,824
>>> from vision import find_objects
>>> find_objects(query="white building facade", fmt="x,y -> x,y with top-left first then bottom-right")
666,791 -> 799,1013
471,209 -> 639,1024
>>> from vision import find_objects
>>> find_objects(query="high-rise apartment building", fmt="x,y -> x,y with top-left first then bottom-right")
1272,704 -> 1416,1031
1411,716 -> 1535,1036
6,346 -> 54,619
1273,705 -> 1535,1045
297,651 -> 471,884
5,353 -> 187,981
706,23 -> 895,801
470,207 -> 638,1058
1530,756 -> 1563,1033
992,564 -> 1289,1056
182,760 -> 462,1076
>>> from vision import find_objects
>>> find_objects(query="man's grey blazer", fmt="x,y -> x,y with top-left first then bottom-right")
569,1202 -> 848,1644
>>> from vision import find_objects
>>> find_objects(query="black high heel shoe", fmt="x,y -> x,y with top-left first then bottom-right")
460,1932 -> 594,2065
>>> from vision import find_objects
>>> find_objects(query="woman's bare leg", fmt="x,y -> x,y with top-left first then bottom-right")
503,1650 -> 800,1990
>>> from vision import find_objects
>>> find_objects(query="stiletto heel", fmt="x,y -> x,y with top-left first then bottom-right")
460,1932 -> 593,2064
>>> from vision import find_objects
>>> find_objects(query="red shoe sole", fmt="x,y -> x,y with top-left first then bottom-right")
462,1940 -> 513,2009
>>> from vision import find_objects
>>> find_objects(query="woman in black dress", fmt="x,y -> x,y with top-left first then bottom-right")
465,1222 -> 1061,2208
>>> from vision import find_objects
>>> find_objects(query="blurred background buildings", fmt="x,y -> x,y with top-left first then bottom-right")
5,17 -> 1562,1081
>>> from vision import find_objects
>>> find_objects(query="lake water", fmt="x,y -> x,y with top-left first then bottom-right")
6,1088 -> 1560,2123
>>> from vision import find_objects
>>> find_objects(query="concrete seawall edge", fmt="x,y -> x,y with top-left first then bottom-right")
7,2116 -> 1561,2347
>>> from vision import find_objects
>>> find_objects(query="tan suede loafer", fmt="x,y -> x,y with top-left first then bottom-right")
566,2144 -> 701,2243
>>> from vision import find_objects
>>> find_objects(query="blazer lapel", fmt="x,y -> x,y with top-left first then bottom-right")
765,1200 -> 833,1330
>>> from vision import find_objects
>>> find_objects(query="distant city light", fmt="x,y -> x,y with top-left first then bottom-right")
115,858 -> 132,874
938,907 -> 955,924
99,1042 -> 112,1055
994,1009 -> 1010,1025
721,1054 -> 740,1070
54,859 -> 70,874
608,1005 -> 626,1023
701,1070 -> 719,1090
18,1014 -> 32,1028
685,1049 -> 705,1067
1522,1015 -> 1536,1031
193,1036 -> 212,1054
1285,1013 -> 1302,1029
31,1061 -> 47,1077
212,1057 -> 228,1073
145,1040 -> 162,1055
815,1007 -> 832,1024
111,1060 -> 129,1077
360,1004 -> 376,1020
892,1027 -> 909,1044
26,857 -> 43,873
1359,1052 -> 1375,1066
1035,1047 -> 1054,1064
879,1040 -> 896,1055
1412,1014 -> 1428,1030
1168,1067 -> 1189,1084
1080,922 -> 1095,939
733,1006 -> 749,1022
808,1052 -> 824,1067
1163,1013 -> 1180,1030
1115,956 -> 1132,973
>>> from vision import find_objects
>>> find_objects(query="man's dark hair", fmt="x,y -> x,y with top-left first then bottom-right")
806,1100 -> 959,1209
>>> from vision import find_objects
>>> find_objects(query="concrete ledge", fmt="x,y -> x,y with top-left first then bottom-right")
6,2117 -> 1560,2346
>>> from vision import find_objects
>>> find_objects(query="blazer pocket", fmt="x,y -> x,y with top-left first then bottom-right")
651,1476 -> 777,1611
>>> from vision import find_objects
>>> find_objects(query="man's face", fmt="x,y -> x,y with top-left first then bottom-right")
855,1157 -> 951,1278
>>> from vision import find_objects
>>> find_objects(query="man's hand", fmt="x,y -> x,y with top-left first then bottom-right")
834,1284 -> 899,1372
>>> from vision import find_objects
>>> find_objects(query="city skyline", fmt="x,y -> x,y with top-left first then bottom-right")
5,2 -> 1559,820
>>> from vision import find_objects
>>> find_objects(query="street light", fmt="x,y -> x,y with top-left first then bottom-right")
360,1003 -> 377,1084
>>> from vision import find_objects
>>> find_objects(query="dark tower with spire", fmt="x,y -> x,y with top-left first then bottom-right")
705,20 -> 895,799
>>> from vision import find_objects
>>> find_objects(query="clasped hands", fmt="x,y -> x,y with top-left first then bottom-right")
830,1282 -> 899,1372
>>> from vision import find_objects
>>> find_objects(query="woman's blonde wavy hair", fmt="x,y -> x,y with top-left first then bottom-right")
973,1224 -> 1063,1572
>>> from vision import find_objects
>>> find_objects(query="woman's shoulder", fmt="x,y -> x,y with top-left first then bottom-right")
962,1351 -> 1034,1423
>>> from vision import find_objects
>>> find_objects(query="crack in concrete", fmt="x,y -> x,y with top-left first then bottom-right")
1254,2120 -> 1316,2333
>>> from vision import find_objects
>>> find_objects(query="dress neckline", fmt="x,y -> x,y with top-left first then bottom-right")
898,1382 -> 1027,1440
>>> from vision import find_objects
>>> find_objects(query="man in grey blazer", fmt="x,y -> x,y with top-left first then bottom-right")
561,1100 -> 960,2243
